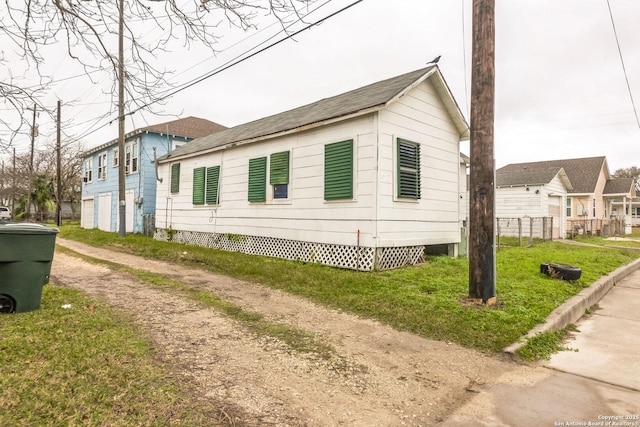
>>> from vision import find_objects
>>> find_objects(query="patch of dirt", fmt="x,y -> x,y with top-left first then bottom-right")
50,238 -> 516,426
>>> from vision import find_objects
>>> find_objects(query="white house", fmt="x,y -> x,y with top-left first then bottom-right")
498,157 -> 636,237
495,166 -> 573,239
154,66 -> 470,270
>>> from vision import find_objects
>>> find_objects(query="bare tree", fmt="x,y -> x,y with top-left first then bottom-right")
1,0 -> 310,138
0,140 -> 83,218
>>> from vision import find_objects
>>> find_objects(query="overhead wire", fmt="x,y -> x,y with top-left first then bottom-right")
45,0 -> 359,146
606,0 -> 640,133
126,0 -> 365,118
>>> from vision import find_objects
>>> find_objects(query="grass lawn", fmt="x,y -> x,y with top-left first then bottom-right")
2,224 -> 638,424
56,225 -> 640,353
0,286 -> 218,426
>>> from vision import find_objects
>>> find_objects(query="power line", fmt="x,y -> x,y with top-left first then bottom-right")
47,0 -> 352,144
607,0 -> 640,133
126,0 -> 365,117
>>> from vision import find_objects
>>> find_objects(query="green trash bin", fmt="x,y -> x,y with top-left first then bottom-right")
0,222 -> 59,313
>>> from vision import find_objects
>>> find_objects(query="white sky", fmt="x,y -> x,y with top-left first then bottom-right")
2,0 -> 639,173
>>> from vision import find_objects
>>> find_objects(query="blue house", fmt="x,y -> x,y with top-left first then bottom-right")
80,117 -> 226,234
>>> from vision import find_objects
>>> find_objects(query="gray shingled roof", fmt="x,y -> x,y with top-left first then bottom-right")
604,178 -> 634,195
83,116 -> 226,157
141,116 -> 226,139
498,156 -> 606,194
160,66 -> 469,162
496,166 -> 571,188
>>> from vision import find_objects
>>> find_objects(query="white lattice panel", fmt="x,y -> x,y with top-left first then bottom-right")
375,246 -> 425,270
154,229 -> 425,271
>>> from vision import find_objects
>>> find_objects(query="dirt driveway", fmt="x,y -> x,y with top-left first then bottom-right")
50,238 -> 515,426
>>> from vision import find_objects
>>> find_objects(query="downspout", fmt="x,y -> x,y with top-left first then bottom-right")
152,147 -> 163,183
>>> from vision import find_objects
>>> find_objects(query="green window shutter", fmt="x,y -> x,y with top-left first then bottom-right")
270,151 -> 290,185
324,140 -> 353,200
397,138 -> 421,199
192,167 -> 205,205
170,163 -> 180,193
248,157 -> 267,202
206,166 -> 220,204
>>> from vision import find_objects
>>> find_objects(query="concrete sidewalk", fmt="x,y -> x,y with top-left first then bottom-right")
444,268 -> 640,425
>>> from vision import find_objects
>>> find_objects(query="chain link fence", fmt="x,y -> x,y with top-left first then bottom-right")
566,218 -> 625,238
496,217 -> 553,247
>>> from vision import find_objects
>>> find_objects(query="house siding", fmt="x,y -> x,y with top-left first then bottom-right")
593,167 -> 608,218
81,132 -> 188,233
376,79 -> 461,246
155,115 -> 379,247
496,174 -> 569,238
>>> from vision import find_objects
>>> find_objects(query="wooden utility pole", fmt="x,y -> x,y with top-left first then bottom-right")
11,147 -> 16,217
117,0 -> 126,237
56,100 -> 62,227
468,0 -> 496,303
27,104 -> 37,221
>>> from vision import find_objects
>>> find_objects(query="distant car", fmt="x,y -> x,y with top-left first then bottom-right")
0,206 -> 11,220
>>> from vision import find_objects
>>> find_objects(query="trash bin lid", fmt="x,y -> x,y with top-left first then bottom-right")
0,222 -> 59,234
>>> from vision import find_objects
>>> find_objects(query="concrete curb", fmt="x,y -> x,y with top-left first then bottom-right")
503,256 -> 640,354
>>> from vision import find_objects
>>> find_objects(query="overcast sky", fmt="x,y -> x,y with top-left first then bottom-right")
2,0 -> 639,173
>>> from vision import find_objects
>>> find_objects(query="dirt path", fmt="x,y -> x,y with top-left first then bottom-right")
50,238 -> 515,426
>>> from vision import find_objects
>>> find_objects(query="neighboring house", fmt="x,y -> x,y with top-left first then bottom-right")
623,197 -> 640,226
497,156 -> 636,236
495,166 -> 573,239
81,117 -> 226,234
155,66 -> 470,271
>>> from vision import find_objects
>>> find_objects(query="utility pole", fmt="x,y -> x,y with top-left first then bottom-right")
468,0 -> 496,304
11,147 -> 15,218
117,0 -> 126,237
27,104 -> 37,221
56,100 -> 62,227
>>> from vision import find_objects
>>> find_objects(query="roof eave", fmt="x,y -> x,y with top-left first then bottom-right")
159,105 -> 384,164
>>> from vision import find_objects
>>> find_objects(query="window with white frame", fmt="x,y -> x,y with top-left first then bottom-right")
592,198 -> 596,217
566,197 -> 572,217
125,139 -> 139,174
113,147 -> 119,167
83,158 -> 93,183
97,152 -> 107,180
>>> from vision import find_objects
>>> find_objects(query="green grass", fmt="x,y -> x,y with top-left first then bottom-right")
516,328 -> 578,361
570,234 -> 640,248
0,286 -> 219,426
57,225 -> 640,354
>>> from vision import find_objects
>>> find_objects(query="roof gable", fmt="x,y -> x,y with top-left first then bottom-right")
161,66 -> 469,162
498,156 -> 606,194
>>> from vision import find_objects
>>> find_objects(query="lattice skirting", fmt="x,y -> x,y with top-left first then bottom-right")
154,229 -> 426,271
